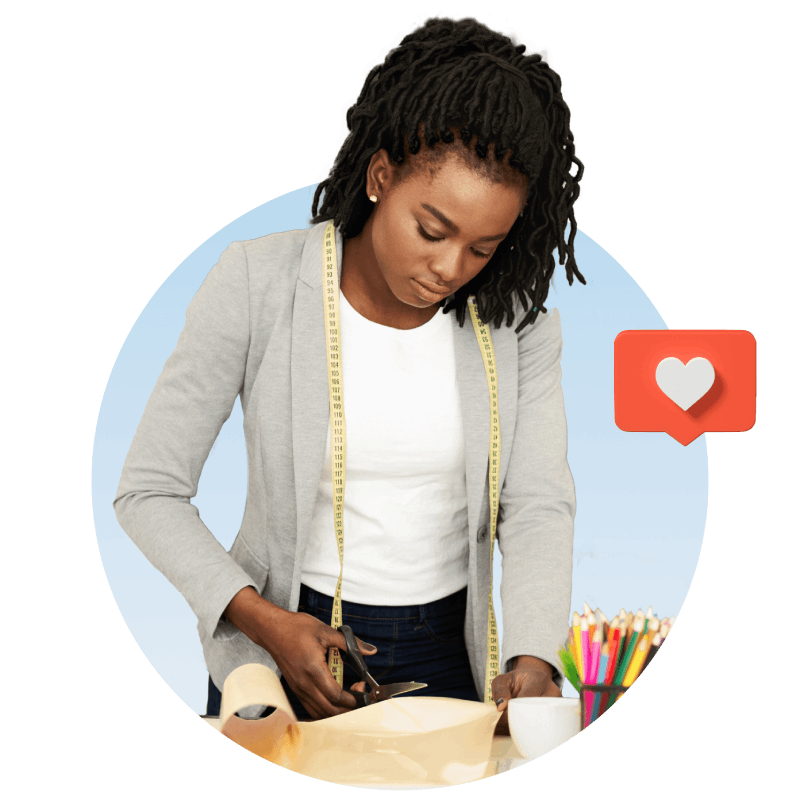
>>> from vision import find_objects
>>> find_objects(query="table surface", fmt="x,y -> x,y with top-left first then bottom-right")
200,714 -> 529,781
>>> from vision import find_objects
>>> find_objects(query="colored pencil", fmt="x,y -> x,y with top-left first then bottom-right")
614,618 -> 644,685
617,618 -> 629,662
623,634 -> 652,686
615,614 -> 644,684
591,644 -> 609,723
597,619 -> 621,717
572,611 -> 584,681
643,632 -> 662,671
614,621 -> 661,702
603,618 -> 621,683
642,619 -> 659,658
625,636 -> 650,686
584,627 -> 603,727
558,604 -> 674,727
596,608 -> 609,639
580,616 -> 590,683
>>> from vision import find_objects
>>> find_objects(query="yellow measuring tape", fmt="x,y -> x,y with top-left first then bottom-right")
322,221 -> 501,702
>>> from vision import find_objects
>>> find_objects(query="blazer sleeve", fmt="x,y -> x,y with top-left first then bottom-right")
497,307 -> 576,685
113,241 -> 259,643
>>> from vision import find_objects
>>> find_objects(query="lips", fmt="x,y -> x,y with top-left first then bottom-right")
412,278 -> 450,299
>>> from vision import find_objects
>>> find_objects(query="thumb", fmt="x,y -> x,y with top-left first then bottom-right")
356,636 -> 378,655
325,625 -> 377,655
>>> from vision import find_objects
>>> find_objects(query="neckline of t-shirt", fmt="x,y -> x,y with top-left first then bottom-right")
338,289 -> 451,339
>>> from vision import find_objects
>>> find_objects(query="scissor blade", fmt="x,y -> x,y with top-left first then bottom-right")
375,682 -> 428,701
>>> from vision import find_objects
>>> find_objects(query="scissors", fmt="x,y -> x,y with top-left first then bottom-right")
336,625 -> 427,708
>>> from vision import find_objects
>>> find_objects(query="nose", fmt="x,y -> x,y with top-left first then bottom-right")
430,246 -> 466,286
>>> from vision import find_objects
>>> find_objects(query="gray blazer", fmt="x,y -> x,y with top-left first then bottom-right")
114,220 -> 575,704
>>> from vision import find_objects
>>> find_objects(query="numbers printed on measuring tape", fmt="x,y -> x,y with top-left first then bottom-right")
321,224 -> 501,700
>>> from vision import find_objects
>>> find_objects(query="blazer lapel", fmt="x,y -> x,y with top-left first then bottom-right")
452,311 -> 519,539
453,316 -> 490,540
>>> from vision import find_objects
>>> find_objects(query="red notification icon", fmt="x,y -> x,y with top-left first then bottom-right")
614,330 -> 756,446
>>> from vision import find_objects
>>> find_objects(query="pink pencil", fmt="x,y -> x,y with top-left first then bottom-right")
583,625 -> 601,728
580,616 -> 590,679
581,614 -> 594,728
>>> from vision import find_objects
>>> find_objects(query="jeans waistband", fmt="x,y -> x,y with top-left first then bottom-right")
299,584 -> 468,623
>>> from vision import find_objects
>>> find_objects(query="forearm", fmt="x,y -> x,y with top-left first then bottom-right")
224,587 -> 293,655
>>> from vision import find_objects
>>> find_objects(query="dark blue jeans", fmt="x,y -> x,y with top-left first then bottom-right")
206,584 -> 480,720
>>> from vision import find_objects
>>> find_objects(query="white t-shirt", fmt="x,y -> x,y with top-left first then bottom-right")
301,291 -> 469,605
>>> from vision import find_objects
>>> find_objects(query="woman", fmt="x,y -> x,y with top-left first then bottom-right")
114,17 -> 582,736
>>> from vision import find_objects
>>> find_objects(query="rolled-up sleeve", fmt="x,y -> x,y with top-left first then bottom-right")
497,308 -> 575,684
113,241 -> 259,642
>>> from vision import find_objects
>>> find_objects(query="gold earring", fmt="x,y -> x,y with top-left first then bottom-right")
369,195 -> 378,203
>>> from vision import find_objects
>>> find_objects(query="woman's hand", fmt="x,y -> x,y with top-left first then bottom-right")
266,610 -> 379,720
224,587 -> 377,719
491,655 -> 561,737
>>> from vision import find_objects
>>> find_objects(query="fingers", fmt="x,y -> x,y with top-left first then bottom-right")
544,680 -> 562,697
294,660 -> 358,720
492,679 -> 512,736
284,618 -> 378,720
491,673 -> 514,712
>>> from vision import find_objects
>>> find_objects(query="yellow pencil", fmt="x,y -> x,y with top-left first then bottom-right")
568,627 -> 577,663
617,635 -> 650,700
622,633 -> 652,686
572,611 -> 584,680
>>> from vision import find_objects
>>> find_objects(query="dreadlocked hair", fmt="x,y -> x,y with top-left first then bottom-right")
311,17 -> 585,332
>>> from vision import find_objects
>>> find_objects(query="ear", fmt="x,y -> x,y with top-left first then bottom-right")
364,149 -> 394,201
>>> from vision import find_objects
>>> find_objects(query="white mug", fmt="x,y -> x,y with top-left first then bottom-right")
508,697 -> 581,760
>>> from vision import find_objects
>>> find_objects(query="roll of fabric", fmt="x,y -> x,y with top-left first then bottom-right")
217,663 -> 500,787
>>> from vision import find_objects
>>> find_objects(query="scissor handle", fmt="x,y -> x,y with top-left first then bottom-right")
337,625 -> 376,694
349,689 -> 371,708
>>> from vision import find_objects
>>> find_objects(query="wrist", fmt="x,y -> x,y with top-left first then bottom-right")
512,655 -> 555,677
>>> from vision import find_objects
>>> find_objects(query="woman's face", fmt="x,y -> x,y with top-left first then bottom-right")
364,148 -> 526,310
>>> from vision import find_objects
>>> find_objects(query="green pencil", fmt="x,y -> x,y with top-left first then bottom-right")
614,613 -> 644,684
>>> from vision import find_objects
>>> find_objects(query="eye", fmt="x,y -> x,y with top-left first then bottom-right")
419,225 -> 489,258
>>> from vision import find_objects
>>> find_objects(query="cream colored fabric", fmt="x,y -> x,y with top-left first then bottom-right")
217,664 -> 502,787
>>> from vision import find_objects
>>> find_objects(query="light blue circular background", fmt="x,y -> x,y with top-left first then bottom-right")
92,185 -> 707,712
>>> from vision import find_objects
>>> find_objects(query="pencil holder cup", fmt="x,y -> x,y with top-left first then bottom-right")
578,684 -> 628,730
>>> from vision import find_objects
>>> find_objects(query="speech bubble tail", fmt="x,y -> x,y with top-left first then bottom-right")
666,429 -> 704,447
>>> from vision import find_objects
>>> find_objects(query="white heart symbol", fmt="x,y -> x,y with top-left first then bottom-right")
655,357 -> 716,411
